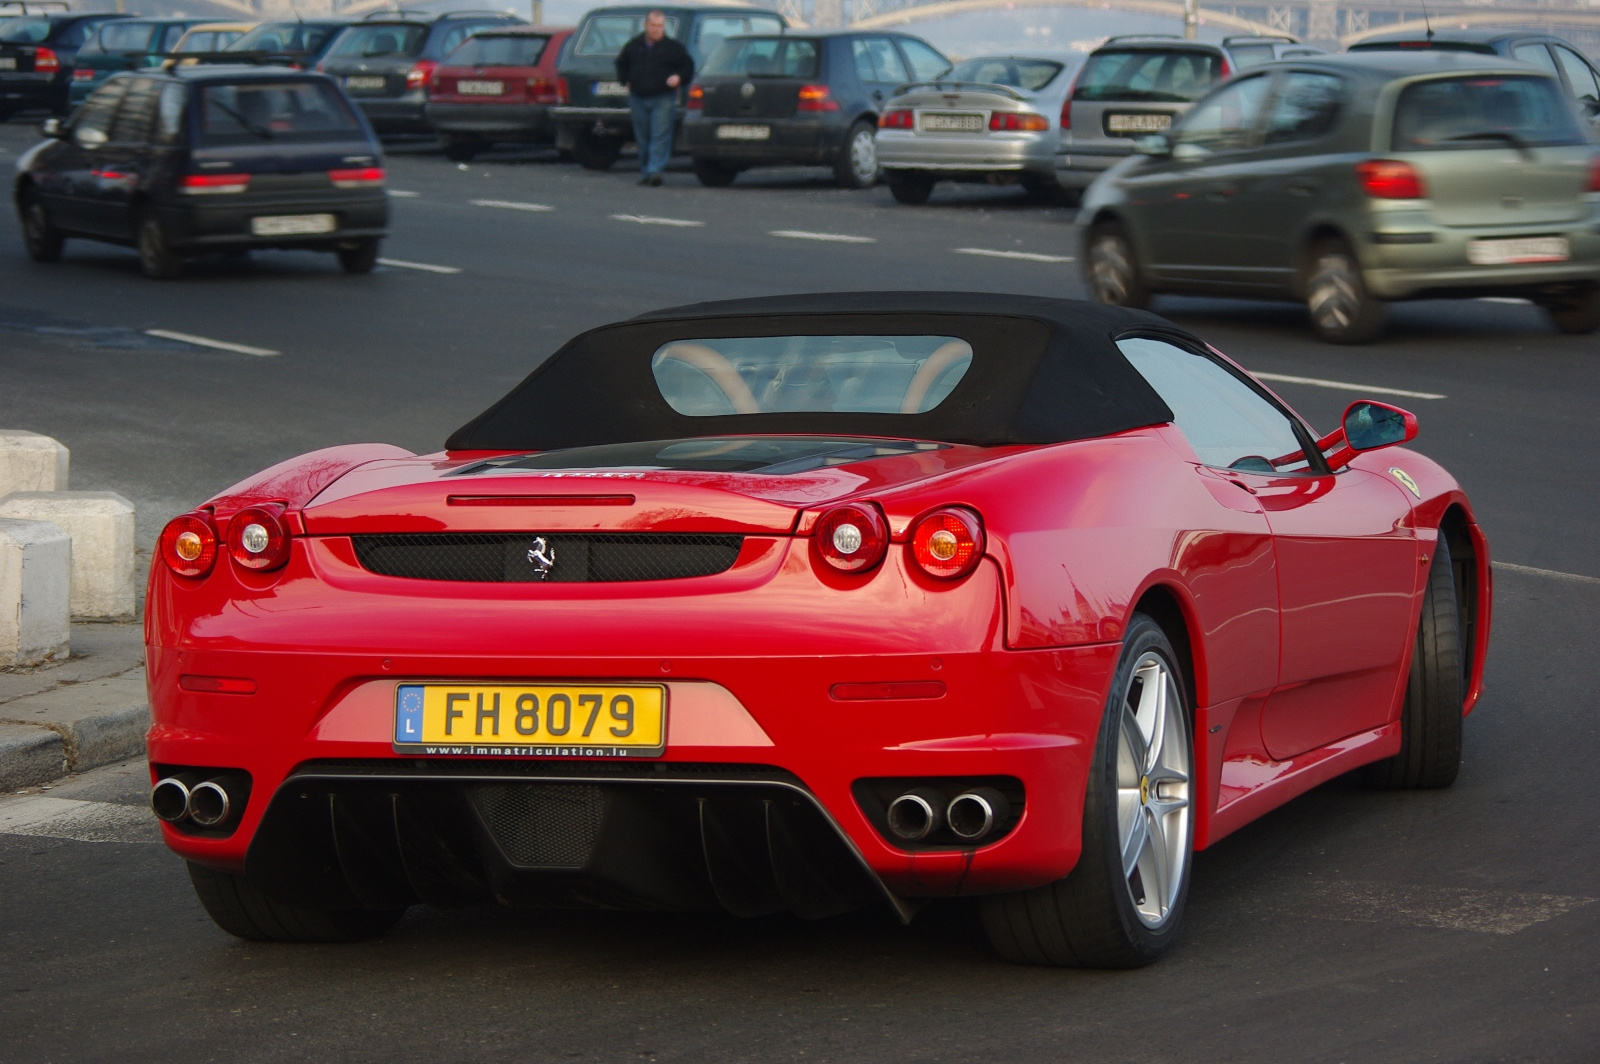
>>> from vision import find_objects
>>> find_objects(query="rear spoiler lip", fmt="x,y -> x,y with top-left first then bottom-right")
887,80 -> 1028,102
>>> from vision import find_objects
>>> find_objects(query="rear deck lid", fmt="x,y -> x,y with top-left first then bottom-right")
318,21 -> 427,97
433,32 -> 552,102
560,10 -> 681,107
698,36 -> 818,119
1069,47 -> 1222,143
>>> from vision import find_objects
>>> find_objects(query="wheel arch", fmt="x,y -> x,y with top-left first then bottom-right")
1130,582 -> 1202,715
1437,503 -> 1488,713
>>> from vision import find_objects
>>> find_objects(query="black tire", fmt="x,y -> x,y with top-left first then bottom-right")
136,208 -> 183,280
1305,237 -> 1386,343
572,129 -> 622,171
886,171 -> 934,205
1541,287 -> 1600,335
1085,220 -> 1149,310
981,614 -> 1194,967
187,862 -> 406,943
1365,537 -> 1464,790
18,195 -> 64,263
692,158 -> 738,187
441,134 -> 483,162
833,120 -> 879,189
337,238 -> 380,275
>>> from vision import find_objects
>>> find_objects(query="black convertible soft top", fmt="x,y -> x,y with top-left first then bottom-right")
446,293 -> 1182,451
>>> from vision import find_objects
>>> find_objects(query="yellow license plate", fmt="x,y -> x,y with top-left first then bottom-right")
394,683 -> 666,756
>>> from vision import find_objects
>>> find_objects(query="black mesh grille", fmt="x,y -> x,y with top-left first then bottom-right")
471,783 -> 607,868
350,533 -> 743,583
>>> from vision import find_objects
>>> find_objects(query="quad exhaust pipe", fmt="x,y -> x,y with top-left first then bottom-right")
947,787 -> 1009,842
151,772 -> 246,827
885,785 -> 1011,844
886,787 -> 945,841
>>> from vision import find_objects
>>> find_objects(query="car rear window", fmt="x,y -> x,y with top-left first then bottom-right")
87,21 -> 158,53
1393,74 -> 1584,150
197,80 -> 363,146
574,14 -> 679,57
229,22 -> 338,54
948,57 -> 1064,90
1074,48 -> 1223,102
1349,40 -> 1498,54
701,37 -> 818,78
445,33 -> 548,67
1227,42 -> 1278,69
481,437 -> 945,475
325,23 -> 428,59
651,336 -> 974,417
0,19 -> 54,43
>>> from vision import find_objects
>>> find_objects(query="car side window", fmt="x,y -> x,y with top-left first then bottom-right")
71,78 -> 129,148
1513,43 -> 1559,74
155,81 -> 188,144
1118,337 -> 1316,474
1262,71 -> 1343,144
160,25 -> 187,52
109,77 -> 161,143
1553,45 -> 1600,107
853,37 -> 907,85
898,38 -> 949,81
1174,73 -> 1270,153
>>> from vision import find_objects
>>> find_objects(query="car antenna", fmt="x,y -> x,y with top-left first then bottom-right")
1421,0 -> 1434,41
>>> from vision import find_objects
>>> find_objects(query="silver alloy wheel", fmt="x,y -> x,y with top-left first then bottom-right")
1308,250 -> 1359,331
1115,653 -> 1190,929
1089,231 -> 1135,305
850,128 -> 878,183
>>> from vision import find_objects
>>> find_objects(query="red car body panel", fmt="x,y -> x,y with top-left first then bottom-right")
428,28 -> 572,106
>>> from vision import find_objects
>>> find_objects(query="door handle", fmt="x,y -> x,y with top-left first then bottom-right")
1227,478 -> 1257,495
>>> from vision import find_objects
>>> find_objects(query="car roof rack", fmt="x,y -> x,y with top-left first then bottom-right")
1222,33 -> 1299,44
0,1 -> 73,13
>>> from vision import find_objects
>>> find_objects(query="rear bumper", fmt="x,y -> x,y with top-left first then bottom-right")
1055,145 -> 1130,188
424,101 -> 555,138
1361,212 -> 1600,299
155,190 -> 390,251
353,92 -> 430,133
682,117 -> 844,165
877,129 -> 1054,174
0,73 -> 65,112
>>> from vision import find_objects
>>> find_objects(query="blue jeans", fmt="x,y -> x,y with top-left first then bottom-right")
629,91 -> 676,177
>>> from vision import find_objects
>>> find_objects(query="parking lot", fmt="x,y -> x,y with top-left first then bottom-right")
3,117 -> 1600,1062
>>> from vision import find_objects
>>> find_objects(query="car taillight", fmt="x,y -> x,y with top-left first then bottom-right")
555,76 -> 569,104
909,508 -> 984,580
687,84 -> 703,110
796,84 -> 838,112
328,166 -> 385,188
406,59 -> 436,89
1059,66 -> 1083,131
1356,159 -> 1426,199
227,505 -> 290,572
879,108 -> 913,129
989,111 -> 1049,132
34,47 -> 59,73
159,513 -> 218,578
1219,56 -> 1231,78
813,503 -> 888,574
179,173 -> 250,194
72,68 -> 96,82
528,76 -> 562,103
1588,155 -> 1600,193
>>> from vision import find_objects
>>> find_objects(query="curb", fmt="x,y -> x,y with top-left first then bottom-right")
0,724 -> 67,791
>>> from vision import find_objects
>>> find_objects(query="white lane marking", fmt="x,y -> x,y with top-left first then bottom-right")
611,214 -> 704,227
1478,296 -> 1530,305
1250,371 -> 1445,401
388,190 -> 421,198
954,247 -> 1073,263
0,796 -> 159,844
770,229 -> 875,243
144,329 -> 279,357
378,257 -> 462,275
1295,880 -> 1595,936
1493,561 -> 1600,587
473,198 -> 554,212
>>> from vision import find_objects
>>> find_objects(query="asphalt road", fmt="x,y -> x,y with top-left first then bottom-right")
3,120 -> 1600,1064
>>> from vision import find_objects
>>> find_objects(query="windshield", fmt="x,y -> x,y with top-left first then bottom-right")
197,80 -> 362,145
444,32 -> 547,67
1074,49 -> 1222,102
475,437 -> 948,475
651,335 -> 973,417
0,18 -> 53,43
228,21 -> 338,54
325,23 -> 427,59
701,37 -> 818,78
1394,75 -> 1584,149
948,57 -> 1064,91
573,13 -> 678,57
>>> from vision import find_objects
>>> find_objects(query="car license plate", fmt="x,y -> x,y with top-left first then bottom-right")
716,123 -> 770,140
345,75 -> 386,90
1467,236 -> 1569,266
393,682 -> 667,756
593,80 -> 627,97
251,213 -> 337,236
1105,112 -> 1171,135
456,79 -> 504,95
0,58 -> 15,71
920,112 -> 983,133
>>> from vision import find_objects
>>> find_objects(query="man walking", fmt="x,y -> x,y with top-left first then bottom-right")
616,10 -> 694,186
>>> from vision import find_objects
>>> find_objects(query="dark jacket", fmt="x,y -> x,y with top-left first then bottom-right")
616,33 -> 694,97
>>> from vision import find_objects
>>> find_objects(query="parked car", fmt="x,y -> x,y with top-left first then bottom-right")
222,18 -> 351,71
0,10 -> 128,118
425,25 -> 574,161
1079,51 -> 1600,342
14,67 -> 389,278
68,18 -> 210,107
317,9 -> 525,136
553,4 -> 786,171
1349,28 -> 1600,131
1056,34 -> 1321,193
876,53 -> 1081,204
684,30 -> 949,188
161,22 -> 256,69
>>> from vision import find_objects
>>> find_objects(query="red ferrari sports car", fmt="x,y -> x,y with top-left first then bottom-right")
146,293 -> 1490,966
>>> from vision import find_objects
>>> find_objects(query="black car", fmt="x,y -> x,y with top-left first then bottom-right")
0,10 -> 129,118
551,4 -> 786,171
14,67 -> 389,278
685,30 -> 950,188
317,9 -> 525,135
218,18 -> 354,71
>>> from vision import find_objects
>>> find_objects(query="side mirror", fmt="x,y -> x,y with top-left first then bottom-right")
74,126 -> 107,149
1133,133 -> 1171,157
40,117 -> 62,138
1321,400 -> 1417,470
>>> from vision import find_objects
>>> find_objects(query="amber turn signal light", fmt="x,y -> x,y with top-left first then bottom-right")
227,505 -> 291,572
814,503 -> 888,574
910,507 -> 984,580
159,513 -> 218,578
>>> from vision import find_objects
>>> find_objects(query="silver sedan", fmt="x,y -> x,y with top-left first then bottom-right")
875,54 -> 1082,204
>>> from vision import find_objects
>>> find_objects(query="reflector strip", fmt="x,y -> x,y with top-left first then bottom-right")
179,675 -> 258,694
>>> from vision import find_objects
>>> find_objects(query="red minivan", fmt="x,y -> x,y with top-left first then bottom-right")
426,26 -> 574,160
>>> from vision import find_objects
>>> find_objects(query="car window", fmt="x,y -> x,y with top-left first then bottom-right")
155,80 -> 187,143
1553,45 -> 1600,105
574,14 -> 679,57
197,80 -> 363,146
1174,73 -> 1270,152
108,76 -> 161,142
1118,337 -> 1314,473
1262,71 -> 1342,144
92,21 -> 157,52
434,22 -> 500,59
853,37 -> 907,84
0,19 -> 53,44
702,37 -> 819,78
948,56 -> 1062,90
1512,42 -> 1559,74
1393,74 -> 1585,149
159,24 -> 187,52
1228,42 -> 1277,69
70,77 -> 128,146
898,38 -> 950,81
694,16 -> 752,62
1074,48 -> 1223,102
445,34 -> 548,67
326,24 -> 429,59
229,22 -> 334,54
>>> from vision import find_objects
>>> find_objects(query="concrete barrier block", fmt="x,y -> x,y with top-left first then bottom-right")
0,518 -> 71,667
0,492 -> 135,621
0,432 -> 69,496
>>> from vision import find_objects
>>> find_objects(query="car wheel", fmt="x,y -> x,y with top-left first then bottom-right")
886,171 -> 933,205
441,134 -> 483,162
187,862 -> 406,943
1306,238 -> 1385,344
1365,536 -> 1464,790
337,238 -> 380,275
981,613 -> 1193,967
136,209 -> 183,280
833,120 -> 879,189
1540,287 -> 1600,335
692,159 -> 738,187
1086,221 -> 1149,310
18,196 -> 65,263
572,129 -> 622,171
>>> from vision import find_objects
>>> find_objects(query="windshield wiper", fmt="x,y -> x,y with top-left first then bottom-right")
1443,129 -> 1533,158
210,99 -> 273,140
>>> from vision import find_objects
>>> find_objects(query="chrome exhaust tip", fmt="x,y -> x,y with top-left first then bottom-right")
947,787 -> 1009,842
150,777 -> 192,823
186,780 -> 232,828
886,787 -> 945,841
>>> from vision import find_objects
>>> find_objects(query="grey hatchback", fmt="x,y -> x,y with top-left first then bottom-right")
1079,51 -> 1600,342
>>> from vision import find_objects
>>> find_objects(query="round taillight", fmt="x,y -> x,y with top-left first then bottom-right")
159,513 -> 218,578
227,505 -> 290,571
813,503 -> 888,574
910,507 -> 984,580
